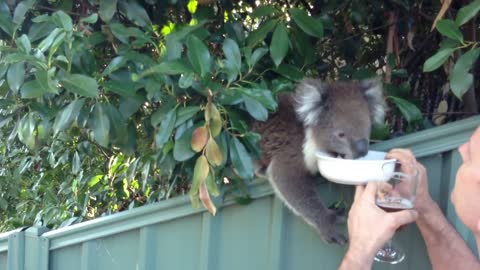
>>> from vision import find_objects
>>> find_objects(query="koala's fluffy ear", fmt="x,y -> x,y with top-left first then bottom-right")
293,78 -> 327,126
360,77 -> 386,124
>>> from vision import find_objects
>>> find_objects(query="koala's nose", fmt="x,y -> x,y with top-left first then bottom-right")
353,139 -> 369,158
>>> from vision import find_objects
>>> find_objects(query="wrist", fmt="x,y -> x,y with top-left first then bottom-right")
340,247 -> 374,270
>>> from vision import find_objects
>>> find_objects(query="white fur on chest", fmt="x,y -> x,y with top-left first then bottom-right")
303,128 -> 319,174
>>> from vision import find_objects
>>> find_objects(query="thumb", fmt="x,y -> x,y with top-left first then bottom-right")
390,209 -> 418,226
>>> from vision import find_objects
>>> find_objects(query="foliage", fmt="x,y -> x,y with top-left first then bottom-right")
0,0 -> 478,231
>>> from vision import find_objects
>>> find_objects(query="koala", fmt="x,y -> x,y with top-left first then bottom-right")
252,78 -> 385,245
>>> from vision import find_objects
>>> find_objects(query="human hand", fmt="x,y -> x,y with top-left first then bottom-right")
346,182 -> 418,261
386,149 -> 434,216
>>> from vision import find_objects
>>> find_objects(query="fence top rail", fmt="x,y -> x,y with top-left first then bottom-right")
37,116 -> 480,250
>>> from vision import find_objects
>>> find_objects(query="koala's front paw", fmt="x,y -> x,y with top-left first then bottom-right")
317,210 -> 347,245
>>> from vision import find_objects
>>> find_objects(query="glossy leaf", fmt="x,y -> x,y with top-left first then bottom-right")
186,35 -> 211,77
13,1 -> 33,26
175,106 -> 201,127
36,70 -> 58,94
450,48 -> 480,99
53,98 -> 86,135
99,0 -> 118,22
423,48 -> 455,72
17,113 -> 36,149
223,38 -> 242,73
249,47 -> 268,68
118,0 -> 152,27
93,104 -> 111,147
243,95 -> 268,121
52,11 -> 73,32
7,62 -> 25,93
436,19 -> 463,42
229,136 -> 254,179
456,0 -> 480,26
246,18 -> 277,47
16,34 -> 31,53
61,74 -> 99,97
289,8 -> 324,38
80,13 -> 98,24
155,108 -> 176,148
20,80 -> 45,98
102,56 -> 126,76
270,23 -> 289,67
140,60 -> 193,77
388,96 -> 423,124
173,124 -> 196,161
250,5 -> 279,18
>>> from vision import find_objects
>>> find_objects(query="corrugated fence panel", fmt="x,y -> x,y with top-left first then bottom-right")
1,115 -> 479,270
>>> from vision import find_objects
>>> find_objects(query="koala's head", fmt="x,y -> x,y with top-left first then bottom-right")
294,78 -> 385,159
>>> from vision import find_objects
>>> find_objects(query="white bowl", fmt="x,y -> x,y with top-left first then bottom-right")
316,150 -> 396,185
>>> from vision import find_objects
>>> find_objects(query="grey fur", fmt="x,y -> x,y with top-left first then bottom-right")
252,78 -> 386,245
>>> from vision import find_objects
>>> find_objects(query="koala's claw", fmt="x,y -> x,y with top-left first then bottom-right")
324,231 -> 347,246
317,209 -> 347,245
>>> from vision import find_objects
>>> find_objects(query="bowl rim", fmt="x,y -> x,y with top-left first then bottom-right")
315,150 -> 397,163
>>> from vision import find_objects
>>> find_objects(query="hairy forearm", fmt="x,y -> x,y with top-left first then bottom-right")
417,200 -> 480,270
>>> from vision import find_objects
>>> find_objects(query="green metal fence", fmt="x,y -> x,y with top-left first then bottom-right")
1,116 -> 480,270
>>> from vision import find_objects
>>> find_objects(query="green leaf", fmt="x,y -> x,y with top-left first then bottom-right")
118,0 -> 152,27
80,13 -> 98,24
178,73 -> 194,88
173,124 -> 196,161
175,106 -> 201,127
189,155 -> 209,195
436,19 -> 463,42
99,0 -> 118,22
243,95 -> 268,121
52,11 -> 73,32
423,48 -> 455,72
388,96 -> 422,124
61,74 -> 99,97
16,34 -> 31,53
13,1 -> 33,26
37,28 -> 62,53
36,70 -> 59,94
53,98 -> 86,135
274,64 -> 304,81
270,23 -> 289,67
18,113 -> 36,149
289,8 -> 324,38
246,18 -> 277,47
229,137 -> 254,179
103,80 -> 141,97
156,108 -> 177,148
88,175 -> 104,188
72,151 -> 81,174
186,35 -> 212,77
450,48 -> 480,99
140,60 -> 193,77
250,5 -> 279,18
223,38 -> 242,73
0,12 -> 14,37
28,22 -> 56,43
102,56 -> 126,76
7,62 -> 25,93
249,47 -> 268,68
20,80 -> 46,98
456,0 -> 480,26
93,103 -> 111,147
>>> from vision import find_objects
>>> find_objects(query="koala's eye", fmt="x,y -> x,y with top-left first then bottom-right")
337,132 -> 345,138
